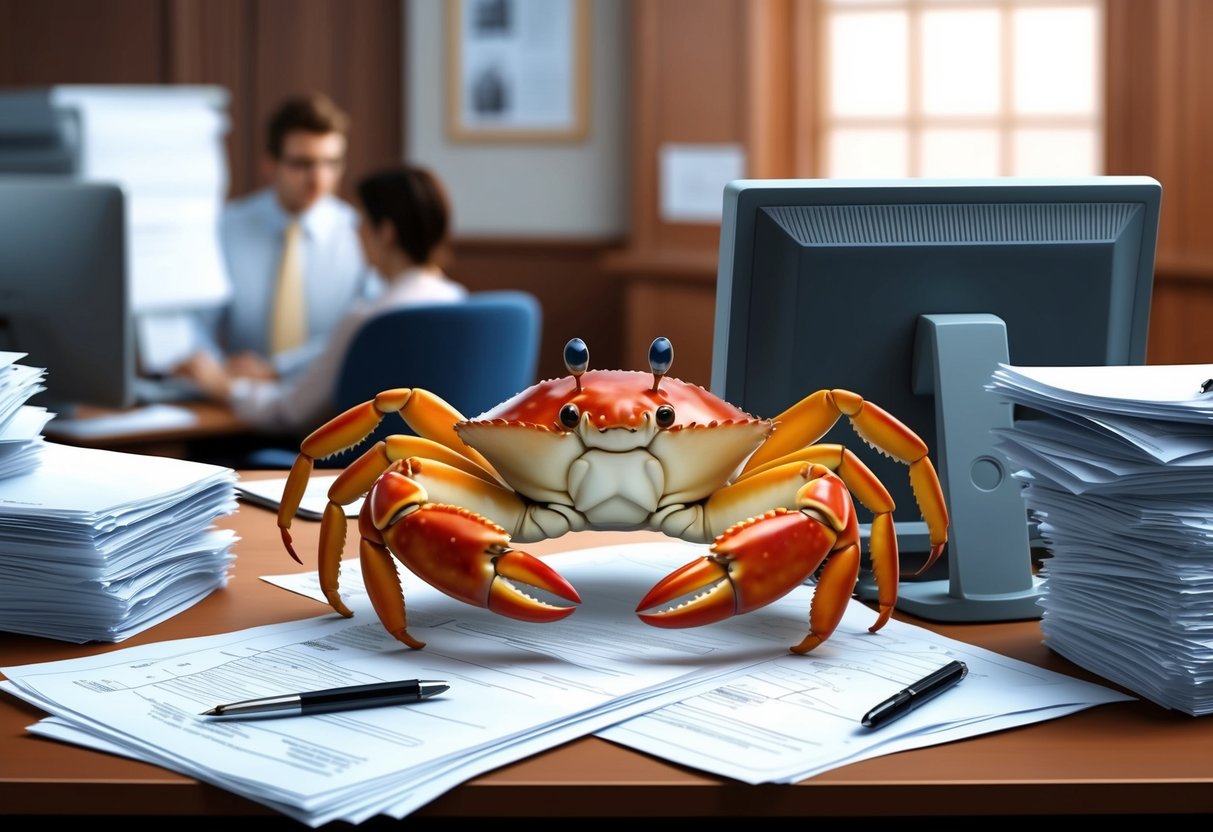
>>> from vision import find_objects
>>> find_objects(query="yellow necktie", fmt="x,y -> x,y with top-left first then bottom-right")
270,219 -> 306,355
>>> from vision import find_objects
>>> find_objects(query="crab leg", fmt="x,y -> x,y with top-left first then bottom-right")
660,448 -> 898,630
726,443 -> 900,626
278,388 -> 501,562
739,388 -> 948,573
639,464 -> 865,653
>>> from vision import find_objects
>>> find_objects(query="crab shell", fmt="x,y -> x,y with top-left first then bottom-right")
453,370 -> 774,509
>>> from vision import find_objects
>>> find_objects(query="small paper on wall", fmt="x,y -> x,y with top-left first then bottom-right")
659,143 -> 746,223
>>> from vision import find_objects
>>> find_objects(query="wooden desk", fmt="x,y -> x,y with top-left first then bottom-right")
3,475 -> 1213,821
42,402 -> 255,460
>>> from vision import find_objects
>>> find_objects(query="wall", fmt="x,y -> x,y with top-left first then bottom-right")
404,0 -> 632,381
1106,0 -> 1213,364
405,0 -> 628,238
0,0 -> 403,203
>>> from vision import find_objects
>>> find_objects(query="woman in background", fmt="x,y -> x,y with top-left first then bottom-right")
176,164 -> 467,435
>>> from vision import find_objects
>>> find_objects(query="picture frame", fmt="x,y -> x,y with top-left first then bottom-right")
446,0 -> 590,142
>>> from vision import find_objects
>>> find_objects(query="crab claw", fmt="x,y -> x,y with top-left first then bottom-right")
490,549 -> 582,621
637,509 -> 838,629
635,556 -> 736,627
382,504 -> 581,623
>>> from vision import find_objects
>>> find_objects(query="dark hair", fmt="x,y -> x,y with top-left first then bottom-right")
266,93 -> 350,158
357,166 -> 451,266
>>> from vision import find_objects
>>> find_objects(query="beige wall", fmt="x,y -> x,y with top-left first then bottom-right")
405,0 -> 630,239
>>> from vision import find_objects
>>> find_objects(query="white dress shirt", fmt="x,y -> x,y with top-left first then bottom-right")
213,188 -> 382,378
228,267 -> 468,435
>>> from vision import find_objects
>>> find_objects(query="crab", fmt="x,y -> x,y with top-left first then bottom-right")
276,337 -> 948,655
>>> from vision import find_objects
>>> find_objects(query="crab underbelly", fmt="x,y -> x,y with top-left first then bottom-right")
568,449 -> 664,528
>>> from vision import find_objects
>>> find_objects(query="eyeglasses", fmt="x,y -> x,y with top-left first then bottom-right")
280,156 -> 345,172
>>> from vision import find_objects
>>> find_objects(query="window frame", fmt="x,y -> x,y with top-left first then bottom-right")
810,0 -> 1106,178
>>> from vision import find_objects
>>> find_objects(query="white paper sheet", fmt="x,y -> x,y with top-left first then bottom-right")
237,474 -> 363,520
267,544 -> 1135,788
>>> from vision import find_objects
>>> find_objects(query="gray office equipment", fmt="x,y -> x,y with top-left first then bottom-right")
713,177 -> 1162,622
0,86 -> 231,375
0,178 -> 133,410
0,91 -> 80,174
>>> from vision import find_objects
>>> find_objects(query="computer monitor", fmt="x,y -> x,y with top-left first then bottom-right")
713,176 -> 1161,623
0,178 -> 133,410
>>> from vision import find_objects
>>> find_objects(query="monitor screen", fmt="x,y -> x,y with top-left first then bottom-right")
712,176 -> 1161,622
0,177 -> 133,410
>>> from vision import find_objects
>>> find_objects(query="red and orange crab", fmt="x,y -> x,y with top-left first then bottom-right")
277,337 -> 948,655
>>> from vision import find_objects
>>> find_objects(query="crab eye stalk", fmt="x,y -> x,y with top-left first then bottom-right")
655,405 -> 676,428
649,337 -> 673,392
564,338 -> 589,391
559,403 -> 581,429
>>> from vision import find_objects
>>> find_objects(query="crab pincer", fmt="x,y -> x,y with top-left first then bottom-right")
636,467 -> 867,654
374,499 -> 582,626
636,509 -> 841,624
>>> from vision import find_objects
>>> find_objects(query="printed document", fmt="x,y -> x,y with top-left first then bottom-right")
2,541 -> 795,825
268,543 -> 1133,787
3,541 -> 1133,825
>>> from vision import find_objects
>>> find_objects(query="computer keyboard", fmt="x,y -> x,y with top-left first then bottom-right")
133,375 -> 205,404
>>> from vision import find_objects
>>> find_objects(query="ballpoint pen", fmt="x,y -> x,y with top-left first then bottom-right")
200,679 -> 449,719
861,660 -> 968,729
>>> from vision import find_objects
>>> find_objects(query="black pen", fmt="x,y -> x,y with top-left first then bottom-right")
861,660 -> 968,729
200,679 -> 449,719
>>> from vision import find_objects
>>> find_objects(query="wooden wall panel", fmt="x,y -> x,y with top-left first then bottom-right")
625,275 -> 717,388
1148,279 -> 1213,364
628,0 -> 747,255
161,0 -> 253,200
0,0 -> 167,84
1106,0 -> 1213,364
449,239 -> 626,384
614,0 -> 758,386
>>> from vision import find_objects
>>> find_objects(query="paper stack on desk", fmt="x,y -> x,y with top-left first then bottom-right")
0,352 -> 53,479
0,442 -> 238,642
988,362 -> 1213,716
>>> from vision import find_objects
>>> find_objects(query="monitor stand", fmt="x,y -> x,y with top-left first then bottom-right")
855,312 -> 1044,622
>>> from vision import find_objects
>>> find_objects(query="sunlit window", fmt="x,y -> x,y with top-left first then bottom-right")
820,0 -> 1102,178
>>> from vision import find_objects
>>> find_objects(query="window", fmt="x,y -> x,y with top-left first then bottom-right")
819,0 -> 1102,178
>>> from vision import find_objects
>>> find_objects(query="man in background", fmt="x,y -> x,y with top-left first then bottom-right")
186,92 -> 381,384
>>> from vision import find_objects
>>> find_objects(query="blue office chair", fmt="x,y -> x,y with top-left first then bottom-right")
245,290 -> 543,469
243,289 -> 543,470
324,289 -> 543,467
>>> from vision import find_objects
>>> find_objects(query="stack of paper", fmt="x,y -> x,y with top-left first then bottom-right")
1,542 -> 1130,825
988,362 -> 1213,715
0,351 -> 53,479
0,442 -> 238,643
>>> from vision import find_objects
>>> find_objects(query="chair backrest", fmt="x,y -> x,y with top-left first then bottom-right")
331,290 -> 542,459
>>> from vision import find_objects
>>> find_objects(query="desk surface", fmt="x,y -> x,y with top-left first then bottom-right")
42,401 -> 250,448
3,472 -> 1212,820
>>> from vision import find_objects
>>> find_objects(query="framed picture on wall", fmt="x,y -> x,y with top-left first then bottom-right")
446,0 -> 590,142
